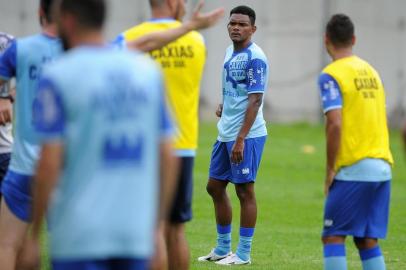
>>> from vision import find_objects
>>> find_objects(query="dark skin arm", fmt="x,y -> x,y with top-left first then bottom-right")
324,109 -> 342,196
128,1 -> 224,53
231,93 -> 263,164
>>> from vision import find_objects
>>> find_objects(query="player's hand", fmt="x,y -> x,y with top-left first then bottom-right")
216,104 -> 223,118
324,168 -> 335,196
186,1 -> 225,31
231,137 -> 244,164
0,98 -> 13,125
18,236 -> 40,269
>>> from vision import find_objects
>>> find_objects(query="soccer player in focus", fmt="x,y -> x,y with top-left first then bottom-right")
28,0 -> 176,269
198,5 -> 269,266
319,14 -> 393,270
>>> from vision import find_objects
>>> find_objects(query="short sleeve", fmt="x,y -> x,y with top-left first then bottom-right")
246,58 -> 268,93
318,73 -> 342,113
33,77 -> 66,141
0,40 -> 17,80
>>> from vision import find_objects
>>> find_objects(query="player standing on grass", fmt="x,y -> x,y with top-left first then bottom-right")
319,14 -> 393,270
0,32 -> 14,201
198,5 -> 269,266
0,1 -> 61,269
28,0 -> 177,269
117,1 -> 207,269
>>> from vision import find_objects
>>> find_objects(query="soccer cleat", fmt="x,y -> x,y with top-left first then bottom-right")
215,253 -> 251,265
197,248 -> 232,262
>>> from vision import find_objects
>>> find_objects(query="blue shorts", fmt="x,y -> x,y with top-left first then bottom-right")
52,258 -> 149,270
209,136 -> 266,184
169,157 -> 194,223
0,170 -> 32,222
323,180 -> 391,239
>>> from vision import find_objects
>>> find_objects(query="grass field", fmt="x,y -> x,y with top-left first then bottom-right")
41,122 -> 406,270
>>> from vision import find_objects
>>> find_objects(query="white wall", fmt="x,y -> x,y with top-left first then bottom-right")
1,0 -> 405,125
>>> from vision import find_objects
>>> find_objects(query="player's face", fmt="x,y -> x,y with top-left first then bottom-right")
227,14 -> 256,44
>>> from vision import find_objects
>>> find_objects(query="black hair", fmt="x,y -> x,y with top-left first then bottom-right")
60,0 -> 106,29
326,14 -> 355,47
230,5 -> 256,25
40,0 -> 55,23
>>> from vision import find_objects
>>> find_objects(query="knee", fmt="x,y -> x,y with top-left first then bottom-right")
206,182 -> 223,198
353,237 -> 378,250
322,236 -> 345,245
236,187 -> 255,203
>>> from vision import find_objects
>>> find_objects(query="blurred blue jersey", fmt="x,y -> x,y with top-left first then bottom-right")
217,42 -> 269,142
34,46 -> 172,260
0,33 -> 62,174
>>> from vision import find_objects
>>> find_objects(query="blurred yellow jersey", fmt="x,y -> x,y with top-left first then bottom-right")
122,18 -> 206,155
321,56 -> 393,171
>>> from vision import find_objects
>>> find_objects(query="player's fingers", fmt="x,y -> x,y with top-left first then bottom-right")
205,8 -> 225,25
193,0 -> 204,15
0,113 -> 5,125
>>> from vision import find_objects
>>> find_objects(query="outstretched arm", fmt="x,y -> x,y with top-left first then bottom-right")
128,1 -> 224,52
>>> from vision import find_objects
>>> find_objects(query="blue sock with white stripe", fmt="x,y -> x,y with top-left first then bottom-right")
359,246 -> 386,270
214,224 -> 231,256
236,227 -> 254,261
323,244 -> 347,270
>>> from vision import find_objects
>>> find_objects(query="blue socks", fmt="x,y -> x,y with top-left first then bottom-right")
214,224 -> 231,256
236,227 -> 254,261
359,246 -> 386,270
323,244 -> 347,270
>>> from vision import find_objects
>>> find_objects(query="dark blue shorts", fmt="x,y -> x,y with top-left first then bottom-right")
169,157 -> 194,223
52,258 -> 149,270
0,152 -> 11,200
323,180 -> 391,239
0,170 -> 32,222
209,136 -> 266,184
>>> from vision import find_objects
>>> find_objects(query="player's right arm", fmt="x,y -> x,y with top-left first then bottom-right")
127,1 -> 224,52
318,73 -> 343,195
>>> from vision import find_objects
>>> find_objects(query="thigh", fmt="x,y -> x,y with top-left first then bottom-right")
0,198 -> 29,250
209,141 -> 231,182
227,136 -> 266,184
169,157 -> 194,223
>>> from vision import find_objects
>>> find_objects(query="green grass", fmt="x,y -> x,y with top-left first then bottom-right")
188,122 -> 406,270
41,122 -> 406,269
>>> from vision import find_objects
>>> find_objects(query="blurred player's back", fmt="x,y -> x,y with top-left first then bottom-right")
36,47 -> 167,259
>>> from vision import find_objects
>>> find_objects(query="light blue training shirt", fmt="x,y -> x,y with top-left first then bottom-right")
34,46 -> 173,260
0,33 -> 62,174
218,42 -> 269,142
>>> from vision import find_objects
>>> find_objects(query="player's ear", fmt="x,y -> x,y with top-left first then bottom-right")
351,35 -> 356,46
252,25 -> 257,34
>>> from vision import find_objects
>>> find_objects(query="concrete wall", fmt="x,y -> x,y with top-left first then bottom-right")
1,0 -> 405,125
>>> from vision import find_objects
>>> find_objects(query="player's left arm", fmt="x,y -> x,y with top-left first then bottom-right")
128,1 -> 224,52
318,73 -> 343,195
231,57 -> 268,164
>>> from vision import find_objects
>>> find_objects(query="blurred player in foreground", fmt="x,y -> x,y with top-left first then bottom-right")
29,0 -> 176,269
198,5 -> 269,266
117,1 -> 210,269
0,32 -> 14,201
319,14 -> 393,270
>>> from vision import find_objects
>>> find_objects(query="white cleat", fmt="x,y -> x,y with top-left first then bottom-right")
197,248 -> 232,262
215,253 -> 251,265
